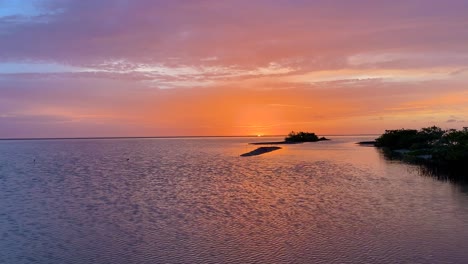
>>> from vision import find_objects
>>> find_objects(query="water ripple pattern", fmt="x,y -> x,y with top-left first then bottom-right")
1,137 -> 468,263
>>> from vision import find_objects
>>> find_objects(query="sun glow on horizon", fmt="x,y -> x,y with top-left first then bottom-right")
1,1 -> 467,138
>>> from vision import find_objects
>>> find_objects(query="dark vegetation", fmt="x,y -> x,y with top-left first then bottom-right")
375,126 -> 468,181
284,131 -> 329,142
251,131 -> 329,145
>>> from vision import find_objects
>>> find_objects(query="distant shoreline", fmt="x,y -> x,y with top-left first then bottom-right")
251,136 -> 330,145
0,134 -> 380,141
0,135 -> 271,141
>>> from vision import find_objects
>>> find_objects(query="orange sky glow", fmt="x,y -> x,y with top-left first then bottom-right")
1,1 -> 468,137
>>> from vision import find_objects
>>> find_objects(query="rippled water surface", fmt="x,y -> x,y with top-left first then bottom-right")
1,136 -> 468,263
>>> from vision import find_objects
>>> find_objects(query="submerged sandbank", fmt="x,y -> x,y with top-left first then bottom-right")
240,146 -> 281,157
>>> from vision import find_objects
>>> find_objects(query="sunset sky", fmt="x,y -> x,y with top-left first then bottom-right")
1,0 -> 468,138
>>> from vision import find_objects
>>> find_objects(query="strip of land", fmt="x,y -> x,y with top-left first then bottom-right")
356,141 -> 377,146
240,146 -> 282,157
250,141 -> 302,145
251,135 -> 329,145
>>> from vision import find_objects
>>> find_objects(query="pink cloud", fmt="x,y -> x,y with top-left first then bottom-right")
1,0 -> 468,137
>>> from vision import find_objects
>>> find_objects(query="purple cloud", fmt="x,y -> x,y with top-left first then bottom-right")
1,0 -> 467,69
1,0 -> 468,137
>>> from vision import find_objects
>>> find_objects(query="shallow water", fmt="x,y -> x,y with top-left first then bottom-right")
1,136 -> 468,263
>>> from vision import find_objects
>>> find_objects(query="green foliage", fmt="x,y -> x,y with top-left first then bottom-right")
285,131 -> 320,142
375,129 -> 418,149
376,126 -> 447,149
376,126 -> 468,166
418,126 -> 445,146
432,129 -> 468,163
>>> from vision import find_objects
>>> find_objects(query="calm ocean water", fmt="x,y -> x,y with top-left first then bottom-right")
1,136 -> 468,264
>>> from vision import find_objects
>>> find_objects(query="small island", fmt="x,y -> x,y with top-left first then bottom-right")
242,131 -> 328,157
251,131 -> 329,145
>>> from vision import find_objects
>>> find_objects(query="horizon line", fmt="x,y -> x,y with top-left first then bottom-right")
0,134 -> 380,141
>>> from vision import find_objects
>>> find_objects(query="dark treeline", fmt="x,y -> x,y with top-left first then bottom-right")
376,126 -> 468,181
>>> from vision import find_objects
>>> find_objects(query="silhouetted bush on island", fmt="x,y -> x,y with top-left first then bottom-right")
250,131 -> 329,145
376,126 -> 468,181
285,131 -> 328,142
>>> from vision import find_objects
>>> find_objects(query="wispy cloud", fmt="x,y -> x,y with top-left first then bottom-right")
1,0 -> 468,137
